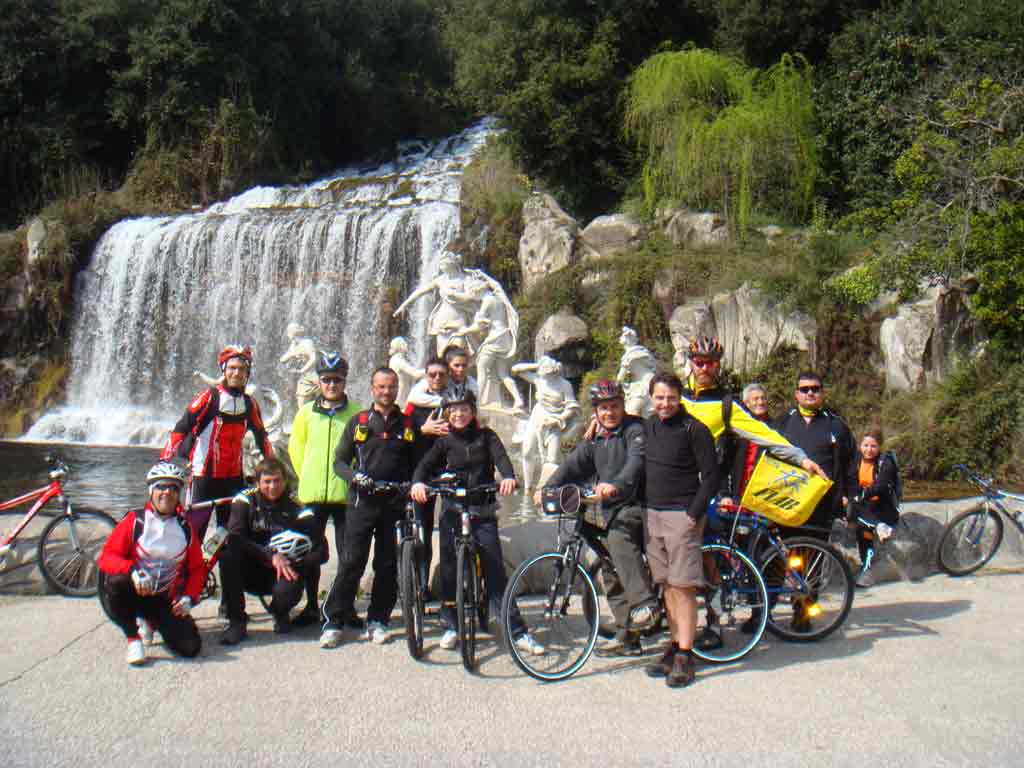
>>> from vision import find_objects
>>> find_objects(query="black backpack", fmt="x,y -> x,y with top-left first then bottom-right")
883,451 -> 903,504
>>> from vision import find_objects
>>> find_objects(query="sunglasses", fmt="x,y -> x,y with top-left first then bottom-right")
320,377 -> 345,385
797,385 -> 822,394
152,483 -> 181,492
427,370 -> 448,378
691,358 -> 719,369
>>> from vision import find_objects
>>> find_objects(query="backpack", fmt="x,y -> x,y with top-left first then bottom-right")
883,450 -> 903,504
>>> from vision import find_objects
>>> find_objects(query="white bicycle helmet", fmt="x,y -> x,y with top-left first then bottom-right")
269,530 -> 313,560
146,461 -> 188,489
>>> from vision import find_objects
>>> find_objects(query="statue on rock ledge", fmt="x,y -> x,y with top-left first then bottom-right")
512,356 -> 581,490
616,326 -> 656,418
392,250 -> 481,357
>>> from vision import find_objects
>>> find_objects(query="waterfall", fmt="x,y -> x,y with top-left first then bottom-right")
25,119 -> 498,445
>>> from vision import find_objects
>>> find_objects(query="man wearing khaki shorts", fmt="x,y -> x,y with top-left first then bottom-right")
643,372 -> 719,688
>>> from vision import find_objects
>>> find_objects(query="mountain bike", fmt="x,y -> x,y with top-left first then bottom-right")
712,501 -> 854,642
0,455 -> 115,596
419,474 -> 497,672
937,464 -> 1024,576
502,486 -> 769,682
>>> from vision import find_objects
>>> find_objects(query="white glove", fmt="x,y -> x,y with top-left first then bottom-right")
131,568 -> 155,595
173,597 -> 192,616
352,472 -> 374,490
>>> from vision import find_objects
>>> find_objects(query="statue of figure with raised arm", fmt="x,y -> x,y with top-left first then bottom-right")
451,273 -> 525,414
616,326 -> 656,417
279,323 -> 319,410
392,250 -> 481,357
512,356 -> 582,490
388,336 -> 424,408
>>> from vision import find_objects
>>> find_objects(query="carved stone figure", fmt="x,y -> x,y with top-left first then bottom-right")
453,274 -> 525,413
392,250 -> 481,357
616,326 -> 656,417
512,356 -> 581,490
388,336 -> 425,408
279,322 -> 319,410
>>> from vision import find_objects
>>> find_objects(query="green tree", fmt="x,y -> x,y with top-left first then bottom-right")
624,49 -> 818,228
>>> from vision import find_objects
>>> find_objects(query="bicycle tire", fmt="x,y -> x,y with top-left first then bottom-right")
401,539 -> 425,660
456,542 -> 478,671
693,543 -> 768,663
937,505 -> 1004,577
37,510 -> 117,596
475,551 -> 489,630
761,536 -> 853,643
501,552 -> 599,682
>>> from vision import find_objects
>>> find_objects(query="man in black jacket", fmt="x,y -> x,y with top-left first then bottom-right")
643,372 -> 720,688
774,371 -> 856,538
321,367 -> 417,649
543,379 -> 656,656
219,457 -> 324,644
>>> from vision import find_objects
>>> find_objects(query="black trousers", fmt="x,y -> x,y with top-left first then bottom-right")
437,505 -> 526,637
306,502 -> 346,609
190,475 -> 245,540
218,540 -> 307,621
324,495 -> 402,626
604,505 -> 656,629
103,573 -> 201,657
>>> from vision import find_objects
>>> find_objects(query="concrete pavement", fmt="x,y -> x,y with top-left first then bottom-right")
2,569 -> 1023,767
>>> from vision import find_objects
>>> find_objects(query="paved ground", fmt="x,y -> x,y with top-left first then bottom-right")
2,569 -> 1023,768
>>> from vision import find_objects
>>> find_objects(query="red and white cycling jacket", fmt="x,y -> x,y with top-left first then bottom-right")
98,504 -> 205,603
161,384 -> 274,479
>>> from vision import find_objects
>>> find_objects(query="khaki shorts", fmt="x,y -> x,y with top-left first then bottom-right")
643,509 -> 705,588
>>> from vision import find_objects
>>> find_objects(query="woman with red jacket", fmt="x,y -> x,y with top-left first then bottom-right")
98,461 -> 205,666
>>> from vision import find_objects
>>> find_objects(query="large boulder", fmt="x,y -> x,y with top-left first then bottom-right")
534,308 -> 589,360
669,283 -> 815,373
518,193 -> 578,291
661,209 -> 729,247
879,281 -> 985,391
579,213 -> 643,261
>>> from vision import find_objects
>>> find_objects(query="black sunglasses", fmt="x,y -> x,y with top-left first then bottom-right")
797,385 -> 822,394
320,377 -> 344,385
152,483 -> 181,492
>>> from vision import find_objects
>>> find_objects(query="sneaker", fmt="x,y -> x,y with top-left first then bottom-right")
365,621 -> 390,645
125,637 -> 146,666
856,565 -> 875,588
694,627 -> 723,651
514,632 -> 545,656
319,624 -> 343,649
439,628 -> 458,650
138,618 -> 155,646
273,614 -> 292,635
646,643 -> 677,678
665,652 -> 696,688
219,620 -> 247,646
628,603 -> 660,632
595,630 -> 644,658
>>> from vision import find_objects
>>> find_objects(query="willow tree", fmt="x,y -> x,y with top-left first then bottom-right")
625,49 -> 818,230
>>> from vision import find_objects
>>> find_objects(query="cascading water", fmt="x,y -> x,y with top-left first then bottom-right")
26,119 -> 498,445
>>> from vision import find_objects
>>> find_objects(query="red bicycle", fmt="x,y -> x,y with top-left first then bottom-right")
0,455 -> 117,596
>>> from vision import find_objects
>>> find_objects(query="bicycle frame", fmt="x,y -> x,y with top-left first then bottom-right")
0,478 -> 68,559
956,465 -> 1024,533
713,507 -> 816,600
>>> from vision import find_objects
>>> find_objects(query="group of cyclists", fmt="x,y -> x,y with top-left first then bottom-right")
98,335 -> 903,689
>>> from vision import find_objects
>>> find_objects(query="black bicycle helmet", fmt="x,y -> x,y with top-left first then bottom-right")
589,378 -> 624,405
687,335 -> 724,360
316,351 -> 349,377
441,384 -> 476,410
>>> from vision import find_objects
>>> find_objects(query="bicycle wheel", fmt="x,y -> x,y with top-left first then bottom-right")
401,539 -> 425,660
475,552 -> 489,630
456,542 -> 479,671
502,552 -> 599,682
761,537 -> 853,643
937,505 -> 1004,576
693,543 -> 768,663
37,510 -> 117,596
585,558 -> 623,639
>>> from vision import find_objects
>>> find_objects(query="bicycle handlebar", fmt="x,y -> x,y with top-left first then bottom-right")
952,464 -> 997,493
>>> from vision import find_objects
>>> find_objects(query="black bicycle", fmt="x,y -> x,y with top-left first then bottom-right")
418,474 -> 496,672
502,486 -> 769,682
396,492 -> 429,660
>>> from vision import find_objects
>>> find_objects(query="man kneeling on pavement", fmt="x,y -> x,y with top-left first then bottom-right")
220,457 -> 325,644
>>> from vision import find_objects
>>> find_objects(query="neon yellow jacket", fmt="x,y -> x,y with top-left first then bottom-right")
288,396 -> 363,504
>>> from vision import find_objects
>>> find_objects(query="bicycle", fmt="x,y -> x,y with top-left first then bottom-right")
0,455 -> 116,597
415,474 -> 496,672
502,486 -> 769,682
391,486 -> 429,660
710,502 -> 854,643
937,464 -> 1024,576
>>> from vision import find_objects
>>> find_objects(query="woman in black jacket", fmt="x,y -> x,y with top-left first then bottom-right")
846,427 -> 901,587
